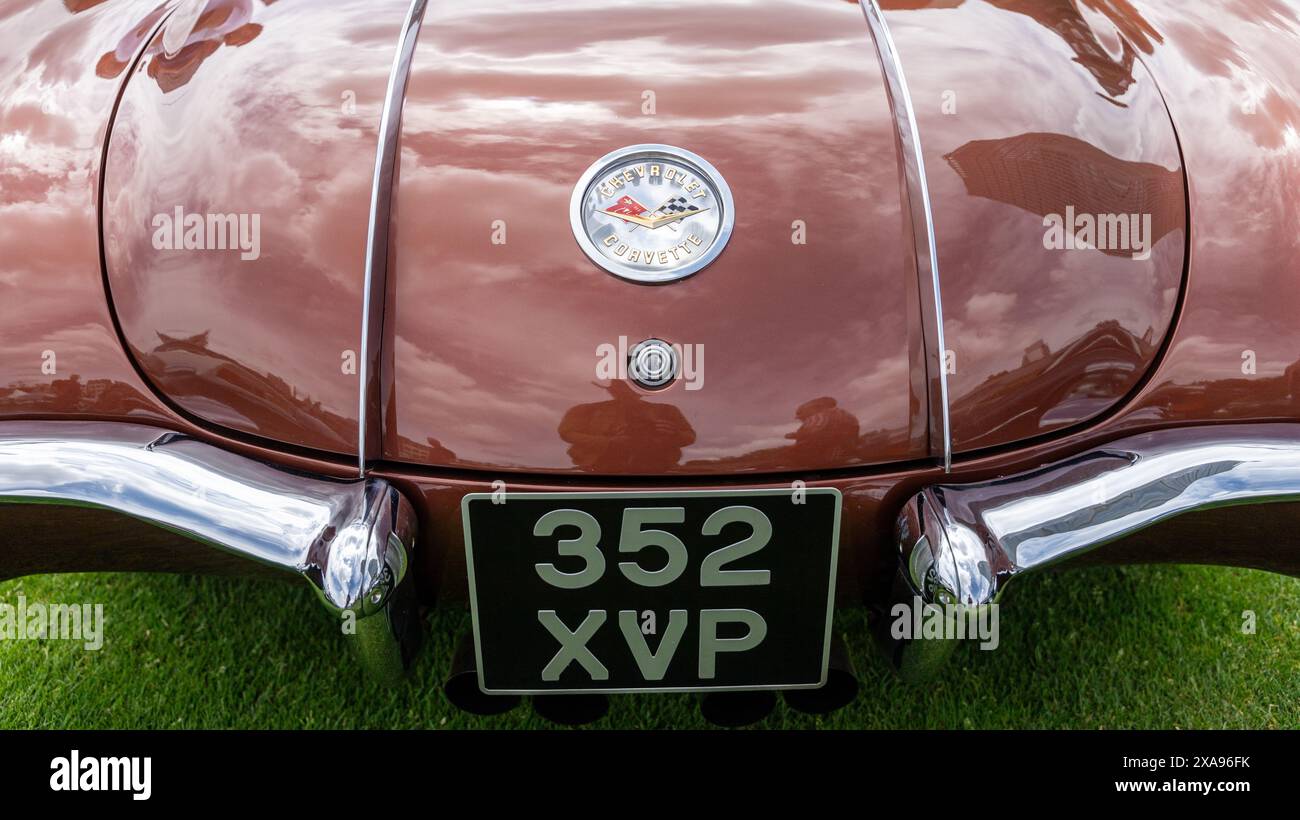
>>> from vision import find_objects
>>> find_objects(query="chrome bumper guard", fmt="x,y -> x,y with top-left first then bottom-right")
886,424 -> 1300,680
0,422 -> 420,680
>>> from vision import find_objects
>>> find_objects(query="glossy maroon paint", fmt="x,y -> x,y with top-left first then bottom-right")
0,0 -> 361,479
881,0 -> 1186,452
386,0 -> 926,475
367,0 -> 1300,600
380,0 -> 1194,474
1,0 -> 1298,606
101,0 -> 410,454
1109,0 -> 1300,426
0,0 -> 169,426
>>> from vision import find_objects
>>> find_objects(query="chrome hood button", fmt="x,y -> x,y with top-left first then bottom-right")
628,339 -> 679,389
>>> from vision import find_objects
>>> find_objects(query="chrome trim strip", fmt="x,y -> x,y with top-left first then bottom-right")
861,0 -> 951,472
886,424 -> 1300,678
0,421 -> 420,678
359,0 -> 429,477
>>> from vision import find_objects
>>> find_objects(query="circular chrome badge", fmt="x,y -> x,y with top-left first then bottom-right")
628,339 -> 679,389
570,144 -> 734,284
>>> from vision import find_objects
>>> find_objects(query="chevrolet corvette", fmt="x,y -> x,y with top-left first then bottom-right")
1,0 -> 1298,726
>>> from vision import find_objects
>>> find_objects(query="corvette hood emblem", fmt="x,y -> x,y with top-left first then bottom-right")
570,144 -> 734,283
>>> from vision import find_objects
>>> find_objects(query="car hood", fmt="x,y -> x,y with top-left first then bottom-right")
98,0 -> 1185,477
384,0 -> 926,475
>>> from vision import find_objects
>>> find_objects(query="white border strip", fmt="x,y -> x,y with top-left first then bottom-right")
862,0 -> 951,471
358,0 -> 429,476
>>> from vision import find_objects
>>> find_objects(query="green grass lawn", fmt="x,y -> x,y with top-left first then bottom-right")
1,564 -> 1297,729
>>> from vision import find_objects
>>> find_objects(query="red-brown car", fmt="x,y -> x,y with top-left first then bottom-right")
1,0 -> 1298,724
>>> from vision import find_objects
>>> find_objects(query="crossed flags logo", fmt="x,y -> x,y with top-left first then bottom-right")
600,194 -> 707,229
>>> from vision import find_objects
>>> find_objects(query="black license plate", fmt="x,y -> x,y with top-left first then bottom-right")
461,488 -> 841,694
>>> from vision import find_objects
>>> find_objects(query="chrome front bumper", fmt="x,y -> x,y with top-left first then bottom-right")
0,422 -> 419,680
887,424 -> 1300,679
4,420 -> 1299,687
